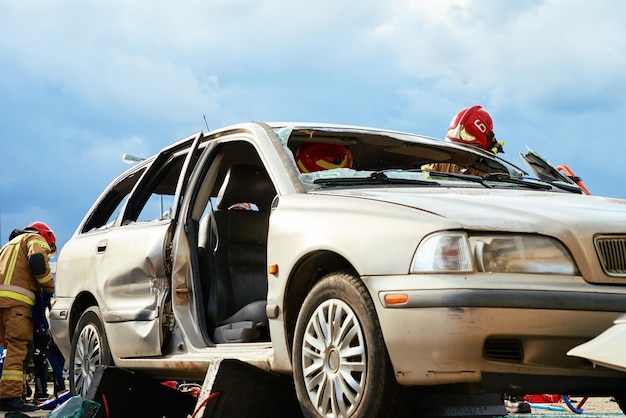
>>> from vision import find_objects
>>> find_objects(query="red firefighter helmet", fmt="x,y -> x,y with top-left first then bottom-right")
295,143 -> 353,173
446,105 -> 503,153
24,221 -> 56,253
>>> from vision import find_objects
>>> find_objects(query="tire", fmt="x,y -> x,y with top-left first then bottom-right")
69,306 -> 114,397
292,272 -> 403,418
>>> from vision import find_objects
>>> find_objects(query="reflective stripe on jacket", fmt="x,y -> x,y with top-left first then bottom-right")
0,284 -> 36,305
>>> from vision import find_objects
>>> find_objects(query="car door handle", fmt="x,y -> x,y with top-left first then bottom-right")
97,239 -> 108,254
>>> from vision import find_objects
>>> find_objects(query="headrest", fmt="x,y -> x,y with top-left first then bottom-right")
216,165 -> 275,211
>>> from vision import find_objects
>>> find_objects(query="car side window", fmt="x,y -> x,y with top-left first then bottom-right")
81,167 -> 146,233
123,154 -> 187,225
135,193 -> 175,222
103,194 -> 131,228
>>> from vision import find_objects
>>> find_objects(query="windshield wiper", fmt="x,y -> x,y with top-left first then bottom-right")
314,171 -> 439,186
482,173 -> 553,190
427,171 -> 493,188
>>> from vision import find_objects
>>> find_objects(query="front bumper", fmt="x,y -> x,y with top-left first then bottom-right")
363,274 -> 626,390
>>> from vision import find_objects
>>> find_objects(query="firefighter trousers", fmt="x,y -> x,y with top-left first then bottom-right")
0,305 -> 33,399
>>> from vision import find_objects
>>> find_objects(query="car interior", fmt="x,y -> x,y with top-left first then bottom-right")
193,141 -> 277,344
199,164 -> 274,343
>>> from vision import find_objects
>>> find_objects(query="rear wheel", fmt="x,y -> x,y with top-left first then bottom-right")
292,272 -> 403,418
69,306 -> 114,397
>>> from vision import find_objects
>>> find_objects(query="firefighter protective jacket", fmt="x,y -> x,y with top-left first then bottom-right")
0,233 -> 55,308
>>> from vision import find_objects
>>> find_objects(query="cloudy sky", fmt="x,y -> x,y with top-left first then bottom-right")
1,0 -> 625,250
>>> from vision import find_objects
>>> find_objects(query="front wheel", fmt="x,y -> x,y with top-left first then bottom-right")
69,306 -> 114,397
292,272 -> 403,418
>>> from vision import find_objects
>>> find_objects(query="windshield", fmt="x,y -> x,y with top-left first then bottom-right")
273,125 -> 543,187
269,125 -> 583,193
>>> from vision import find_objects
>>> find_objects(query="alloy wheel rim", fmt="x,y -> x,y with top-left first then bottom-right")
73,323 -> 102,397
301,298 -> 366,418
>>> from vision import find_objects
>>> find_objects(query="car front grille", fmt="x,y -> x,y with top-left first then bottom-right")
595,235 -> 626,276
483,339 -> 523,362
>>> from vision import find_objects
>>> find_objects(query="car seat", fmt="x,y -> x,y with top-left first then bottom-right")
206,164 -> 275,343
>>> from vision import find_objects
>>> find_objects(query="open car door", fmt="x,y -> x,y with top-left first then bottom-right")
98,132 -> 203,358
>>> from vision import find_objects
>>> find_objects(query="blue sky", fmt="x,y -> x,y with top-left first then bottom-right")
1,0 -> 625,250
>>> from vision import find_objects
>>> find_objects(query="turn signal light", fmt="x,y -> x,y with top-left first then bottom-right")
268,264 -> 279,275
384,293 -> 408,305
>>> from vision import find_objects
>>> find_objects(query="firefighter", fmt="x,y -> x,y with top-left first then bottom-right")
294,142 -> 353,173
445,104 -> 503,154
0,222 -> 56,412
424,105 -> 504,175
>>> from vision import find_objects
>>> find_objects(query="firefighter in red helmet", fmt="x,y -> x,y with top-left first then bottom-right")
0,222 -> 56,412
425,105 -> 504,175
446,105 -> 503,154
295,143 -> 353,173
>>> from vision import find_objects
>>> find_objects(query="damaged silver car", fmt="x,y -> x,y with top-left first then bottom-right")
50,122 -> 626,417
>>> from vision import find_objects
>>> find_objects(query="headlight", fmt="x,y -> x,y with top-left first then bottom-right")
411,232 -> 579,275
411,232 -> 473,273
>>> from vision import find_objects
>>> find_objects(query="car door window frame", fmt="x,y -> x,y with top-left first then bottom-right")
120,132 -> 203,227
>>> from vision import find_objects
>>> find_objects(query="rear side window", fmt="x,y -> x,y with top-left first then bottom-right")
130,156 -> 185,224
81,133 -> 204,233
81,168 -> 146,233
122,150 -> 202,226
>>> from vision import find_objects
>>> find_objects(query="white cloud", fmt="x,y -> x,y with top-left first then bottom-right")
371,0 -> 626,114
1,0 -> 626,246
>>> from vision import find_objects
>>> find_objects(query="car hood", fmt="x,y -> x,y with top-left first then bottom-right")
314,187 -> 626,233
